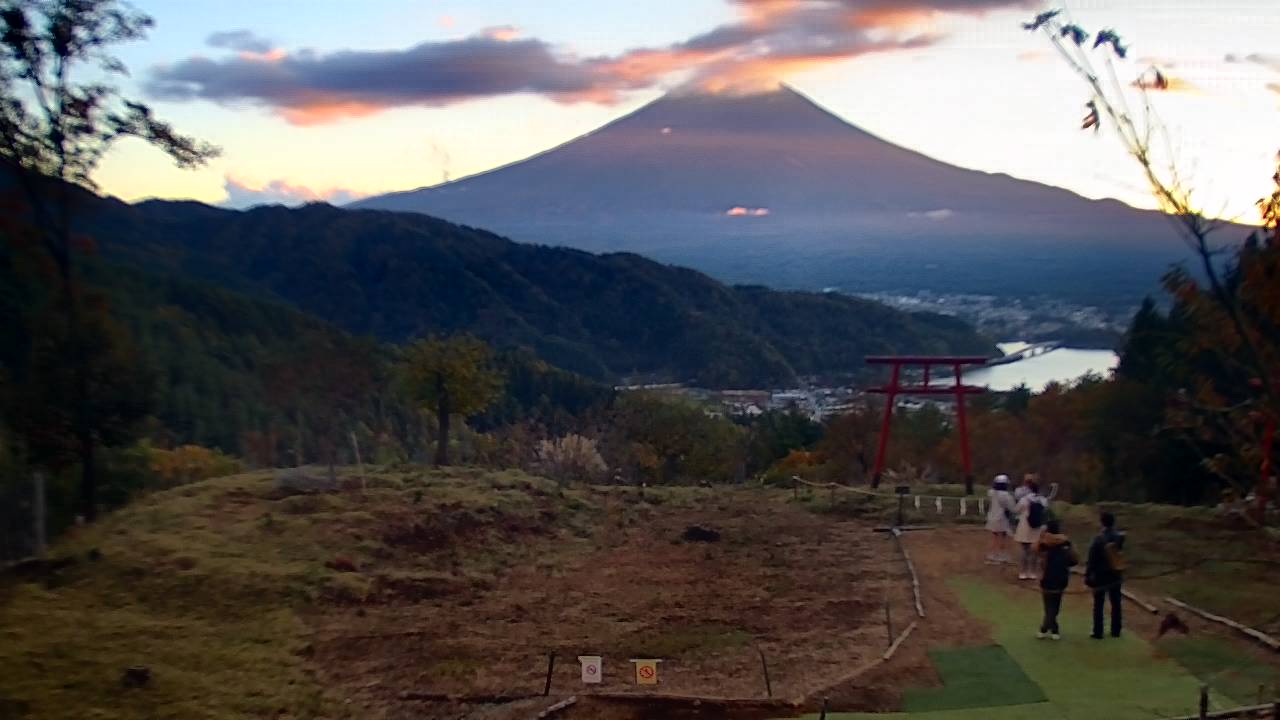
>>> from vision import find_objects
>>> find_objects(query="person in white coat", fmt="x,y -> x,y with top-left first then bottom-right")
985,475 -> 1016,564
1014,480 -> 1048,579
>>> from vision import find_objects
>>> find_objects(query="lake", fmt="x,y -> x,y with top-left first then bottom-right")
962,342 -> 1119,392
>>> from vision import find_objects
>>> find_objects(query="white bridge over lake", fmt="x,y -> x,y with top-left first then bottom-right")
985,341 -> 1062,367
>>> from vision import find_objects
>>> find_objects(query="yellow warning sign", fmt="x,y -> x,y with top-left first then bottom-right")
630,658 -> 660,686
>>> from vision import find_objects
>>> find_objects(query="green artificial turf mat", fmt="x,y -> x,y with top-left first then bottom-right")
789,578 -> 1241,720
950,578 -> 1230,720
903,645 -> 1046,712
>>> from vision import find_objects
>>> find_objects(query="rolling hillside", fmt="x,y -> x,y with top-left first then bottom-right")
69,196 -> 994,387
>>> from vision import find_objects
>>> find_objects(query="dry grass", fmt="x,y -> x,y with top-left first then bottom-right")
0,468 -> 893,720
0,467 -> 603,719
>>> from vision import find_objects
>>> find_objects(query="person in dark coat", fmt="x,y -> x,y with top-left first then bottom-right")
1035,519 -> 1076,639
1085,511 -> 1127,639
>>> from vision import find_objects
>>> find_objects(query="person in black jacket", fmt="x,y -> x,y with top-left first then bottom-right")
1085,511 -> 1126,639
1035,519 -> 1076,639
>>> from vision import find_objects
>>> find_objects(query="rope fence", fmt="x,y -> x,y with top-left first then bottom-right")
790,476 -> 1058,521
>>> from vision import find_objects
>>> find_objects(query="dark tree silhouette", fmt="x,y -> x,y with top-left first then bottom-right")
0,0 -> 218,520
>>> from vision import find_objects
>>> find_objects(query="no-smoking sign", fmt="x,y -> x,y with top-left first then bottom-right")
630,659 -> 661,686
578,656 -> 602,684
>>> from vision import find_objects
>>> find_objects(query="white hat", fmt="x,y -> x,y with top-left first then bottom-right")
993,474 -> 1010,486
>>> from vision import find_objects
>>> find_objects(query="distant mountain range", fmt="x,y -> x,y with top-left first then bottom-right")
57,195 -> 993,388
356,86 -> 1235,309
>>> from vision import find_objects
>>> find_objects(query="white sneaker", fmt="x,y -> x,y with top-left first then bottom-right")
1036,631 -> 1048,639
1050,633 -> 1061,641
1018,572 -> 1029,580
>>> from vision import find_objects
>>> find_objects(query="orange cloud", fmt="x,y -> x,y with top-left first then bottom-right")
597,47 -> 722,85
741,0 -> 805,25
155,0 -> 1033,124
1132,73 -> 1198,94
727,206 -> 771,216
280,100 -> 386,125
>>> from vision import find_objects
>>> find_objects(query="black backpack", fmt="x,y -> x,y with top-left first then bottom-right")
1028,498 -> 1046,529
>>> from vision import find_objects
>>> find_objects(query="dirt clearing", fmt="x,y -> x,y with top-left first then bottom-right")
308,485 -> 901,719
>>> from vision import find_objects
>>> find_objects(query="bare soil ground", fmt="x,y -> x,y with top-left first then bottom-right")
306,487 -> 902,719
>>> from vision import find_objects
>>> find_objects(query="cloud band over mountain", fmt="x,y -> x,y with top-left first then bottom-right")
146,0 -> 1033,124
221,175 -> 367,208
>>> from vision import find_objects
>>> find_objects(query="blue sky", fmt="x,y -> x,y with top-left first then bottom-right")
90,1 -> 1280,221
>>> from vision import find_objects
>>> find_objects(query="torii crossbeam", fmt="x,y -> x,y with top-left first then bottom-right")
865,356 -> 988,495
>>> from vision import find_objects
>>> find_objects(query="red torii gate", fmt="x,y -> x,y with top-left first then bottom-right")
866,356 -> 988,495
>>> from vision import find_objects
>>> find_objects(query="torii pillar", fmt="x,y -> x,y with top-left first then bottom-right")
865,356 -> 988,495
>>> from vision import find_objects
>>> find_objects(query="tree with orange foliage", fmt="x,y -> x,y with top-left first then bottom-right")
1027,11 -> 1279,515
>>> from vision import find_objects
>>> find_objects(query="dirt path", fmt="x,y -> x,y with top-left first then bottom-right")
810,526 -> 997,712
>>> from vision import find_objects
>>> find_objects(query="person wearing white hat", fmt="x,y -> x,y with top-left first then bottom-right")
985,474 -> 1016,564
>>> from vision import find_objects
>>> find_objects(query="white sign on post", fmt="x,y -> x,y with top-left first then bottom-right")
579,655 -> 602,684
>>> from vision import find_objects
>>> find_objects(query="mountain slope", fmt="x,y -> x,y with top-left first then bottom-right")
356,86 -> 1214,306
71,197 -> 993,387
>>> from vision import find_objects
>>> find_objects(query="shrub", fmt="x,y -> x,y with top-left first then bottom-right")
150,444 -> 242,489
536,434 -> 608,484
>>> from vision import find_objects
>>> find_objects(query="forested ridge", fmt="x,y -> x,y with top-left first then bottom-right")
75,196 -> 993,387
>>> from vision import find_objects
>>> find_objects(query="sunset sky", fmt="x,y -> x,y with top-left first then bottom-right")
95,0 -> 1280,222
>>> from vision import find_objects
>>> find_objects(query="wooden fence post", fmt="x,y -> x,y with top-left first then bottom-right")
349,431 -> 365,493
818,697 -> 828,720
1198,685 -> 1208,720
757,648 -> 773,698
33,472 -> 47,558
884,597 -> 893,647
544,652 -> 556,696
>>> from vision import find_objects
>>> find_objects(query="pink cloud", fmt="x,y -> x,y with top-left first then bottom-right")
481,25 -> 521,42
222,174 -> 368,208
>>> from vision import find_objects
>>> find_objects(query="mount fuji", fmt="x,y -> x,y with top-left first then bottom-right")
356,86 -> 1211,309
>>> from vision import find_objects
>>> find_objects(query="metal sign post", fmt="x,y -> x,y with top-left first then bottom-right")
895,485 -> 910,528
